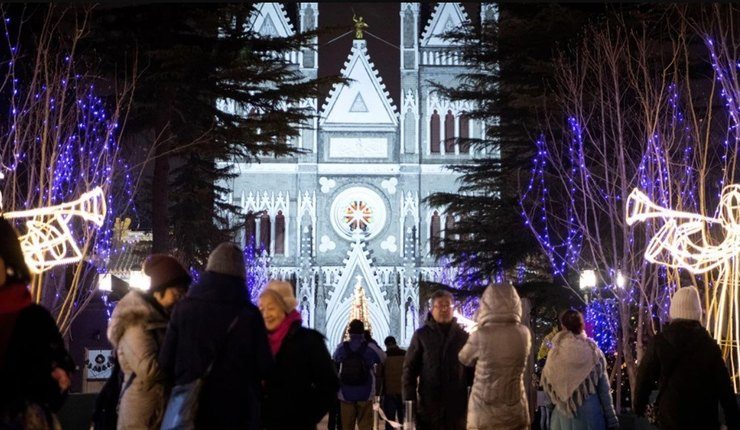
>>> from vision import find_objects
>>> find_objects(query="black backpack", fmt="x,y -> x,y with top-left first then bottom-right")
339,341 -> 370,386
91,356 -> 124,430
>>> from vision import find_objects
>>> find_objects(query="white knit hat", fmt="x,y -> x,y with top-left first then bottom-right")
669,286 -> 703,322
206,242 -> 245,279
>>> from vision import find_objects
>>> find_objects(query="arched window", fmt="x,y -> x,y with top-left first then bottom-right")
430,110 -> 440,153
260,213 -> 271,254
275,211 -> 285,255
430,211 -> 441,252
445,214 -> 456,241
245,211 -> 256,250
445,110 -> 455,153
459,114 -> 470,153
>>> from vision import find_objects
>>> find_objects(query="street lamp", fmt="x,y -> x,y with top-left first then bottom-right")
98,273 -> 112,292
129,271 -> 150,291
579,269 -> 597,290
615,271 -> 627,289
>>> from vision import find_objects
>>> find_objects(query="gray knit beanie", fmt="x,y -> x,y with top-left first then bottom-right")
206,242 -> 246,279
669,286 -> 703,322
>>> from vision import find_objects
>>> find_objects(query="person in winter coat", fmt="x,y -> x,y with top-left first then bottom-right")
159,242 -> 273,430
258,280 -> 339,430
458,283 -> 531,430
542,309 -> 618,430
333,319 -> 385,430
0,217 -> 74,430
634,286 -> 740,430
107,254 -> 191,430
403,290 -> 471,430
382,336 -> 406,430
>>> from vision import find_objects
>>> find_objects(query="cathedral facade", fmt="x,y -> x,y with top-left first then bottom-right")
224,3 -> 495,348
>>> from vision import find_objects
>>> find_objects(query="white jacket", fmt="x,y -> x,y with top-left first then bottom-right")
459,284 -> 531,430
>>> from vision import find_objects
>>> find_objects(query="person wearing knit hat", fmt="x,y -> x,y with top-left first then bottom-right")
143,254 -> 191,310
158,243 -> 273,429
107,253 -> 190,429
635,285 -> 740,429
258,280 -> 339,430
206,242 -> 246,279
668,285 -> 703,322
0,217 -> 74,428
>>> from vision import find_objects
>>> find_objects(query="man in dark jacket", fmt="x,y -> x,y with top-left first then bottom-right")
159,242 -> 273,430
634,286 -> 740,430
403,290 -> 470,430
382,336 -> 406,430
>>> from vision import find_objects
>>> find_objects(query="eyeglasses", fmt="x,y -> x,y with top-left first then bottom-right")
433,304 -> 453,310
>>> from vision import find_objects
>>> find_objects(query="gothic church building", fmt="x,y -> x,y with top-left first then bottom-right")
225,3 -> 495,348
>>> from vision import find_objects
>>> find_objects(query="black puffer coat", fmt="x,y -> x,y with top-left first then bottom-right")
159,272 -> 273,430
402,317 -> 470,430
262,320 -> 339,430
634,320 -> 740,430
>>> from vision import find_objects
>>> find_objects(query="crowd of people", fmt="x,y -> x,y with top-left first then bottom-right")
1,213 -> 740,430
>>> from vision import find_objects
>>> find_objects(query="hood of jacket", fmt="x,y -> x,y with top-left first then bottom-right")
186,271 -> 250,304
477,283 -> 522,325
107,290 -> 167,347
662,319 -> 707,352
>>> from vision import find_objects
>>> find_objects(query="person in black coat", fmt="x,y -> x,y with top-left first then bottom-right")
402,290 -> 470,430
159,242 -> 273,430
0,217 -> 75,429
258,280 -> 339,430
634,286 -> 740,430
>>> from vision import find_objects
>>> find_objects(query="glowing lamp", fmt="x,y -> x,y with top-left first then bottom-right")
98,273 -> 112,292
129,271 -> 150,291
579,270 -> 597,290
615,271 -> 626,289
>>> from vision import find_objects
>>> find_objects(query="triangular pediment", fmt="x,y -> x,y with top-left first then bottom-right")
324,237 -> 390,349
321,40 -> 398,126
249,3 -> 295,38
421,3 -> 469,47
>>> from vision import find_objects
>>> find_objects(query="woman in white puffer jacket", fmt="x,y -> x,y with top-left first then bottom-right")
458,283 -> 531,430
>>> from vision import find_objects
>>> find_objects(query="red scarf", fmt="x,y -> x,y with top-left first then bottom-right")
0,283 -> 33,368
267,310 -> 302,357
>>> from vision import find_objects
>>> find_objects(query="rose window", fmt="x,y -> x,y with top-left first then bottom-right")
344,200 -> 373,231
330,186 -> 387,240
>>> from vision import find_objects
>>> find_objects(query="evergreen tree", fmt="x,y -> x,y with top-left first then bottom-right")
84,4 -> 341,266
426,5 -> 613,281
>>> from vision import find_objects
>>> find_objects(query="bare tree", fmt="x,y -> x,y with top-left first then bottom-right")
0,5 -> 139,335
521,5 -> 740,402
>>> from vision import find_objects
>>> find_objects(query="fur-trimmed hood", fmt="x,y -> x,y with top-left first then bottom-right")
107,290 -> 168,347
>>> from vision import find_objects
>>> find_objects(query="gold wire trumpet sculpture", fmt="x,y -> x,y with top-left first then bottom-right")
3,187 -> 107,273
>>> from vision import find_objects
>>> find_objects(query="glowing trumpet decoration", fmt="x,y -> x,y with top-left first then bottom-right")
3,187 -> 107,273
626,185 -> 740,388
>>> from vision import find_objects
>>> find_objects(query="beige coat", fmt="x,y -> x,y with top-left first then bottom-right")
107,291 -> 168,430
458,284 -> 531,430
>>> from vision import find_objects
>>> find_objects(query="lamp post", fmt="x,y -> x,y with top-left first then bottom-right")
128,270 -> 151,291
615,270 -> 627,290
579,269 -> 597,303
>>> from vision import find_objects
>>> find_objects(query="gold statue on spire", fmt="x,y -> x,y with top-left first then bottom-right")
353,14 -> 368,39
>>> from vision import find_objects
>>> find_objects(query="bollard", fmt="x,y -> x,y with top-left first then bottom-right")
403,400 -> 414,430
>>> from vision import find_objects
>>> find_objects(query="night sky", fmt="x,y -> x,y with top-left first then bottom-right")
313,3 -> 481,108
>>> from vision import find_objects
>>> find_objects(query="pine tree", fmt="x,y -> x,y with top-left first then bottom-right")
425,5 -> 614,281
84,4 -> 342,266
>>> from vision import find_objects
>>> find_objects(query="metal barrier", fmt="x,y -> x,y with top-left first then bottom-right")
371,397 -> 414,429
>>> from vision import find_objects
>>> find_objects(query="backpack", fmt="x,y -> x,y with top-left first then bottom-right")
91,355 -> 124,430
339,341 -> 370,386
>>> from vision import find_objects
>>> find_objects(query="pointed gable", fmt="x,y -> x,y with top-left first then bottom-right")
421,3 -> 470,47
250,3 -> 295,38
324,236 -> 390,349
321,40 -> 398,127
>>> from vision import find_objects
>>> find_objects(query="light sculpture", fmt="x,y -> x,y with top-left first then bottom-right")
626,185 -> 740,384
3,187 -> 107,273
